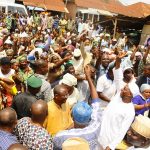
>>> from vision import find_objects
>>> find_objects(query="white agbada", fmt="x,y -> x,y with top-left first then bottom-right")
98,94 -> 135,150
98,68 -> 135,150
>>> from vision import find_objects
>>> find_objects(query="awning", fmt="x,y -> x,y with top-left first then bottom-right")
24,0 -> 68,13
77,8 -> 114,16
27,6 -> 45,11
98,10 -> 115,17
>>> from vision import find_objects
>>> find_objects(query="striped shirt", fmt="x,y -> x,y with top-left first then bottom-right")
0,130 -> 18,150
53,99 -> 103,150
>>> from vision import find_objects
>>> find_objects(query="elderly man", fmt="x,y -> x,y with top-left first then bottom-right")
0,108 -> 18,150
44,84 -> 73,136
14,100 -> 53,149
53,65 -> 103,150
126,115 -> 150,150
117,115 -> 150,150
98,54 -> 136,150
12,75 -> 42,119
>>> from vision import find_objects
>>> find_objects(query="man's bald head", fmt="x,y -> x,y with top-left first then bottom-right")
0,108 -> 17,130
31,100 -> 48,123
8,144 -> 28,150
54,84 -> 68,106
54,84 -> 68,95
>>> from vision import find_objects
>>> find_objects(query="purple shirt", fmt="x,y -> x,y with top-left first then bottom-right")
0,130 -> 18,150
132,95 -> 150,115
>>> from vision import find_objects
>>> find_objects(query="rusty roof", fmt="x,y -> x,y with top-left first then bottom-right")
23,0 -> 66,12
126,2 -> 150,18
75,0 -> 150,18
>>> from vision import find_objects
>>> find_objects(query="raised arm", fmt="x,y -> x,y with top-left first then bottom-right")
84,65 -> 98,99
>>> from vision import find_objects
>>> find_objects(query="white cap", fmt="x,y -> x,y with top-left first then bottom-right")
4,38 -> 12,45
62,137 -> 90,150
131,115 -> 150,139
61,73 -> 77,86
140,84 -> 150,92
100,33 -> 104,37
73,49 -> 81,57
105,33 -> 110,37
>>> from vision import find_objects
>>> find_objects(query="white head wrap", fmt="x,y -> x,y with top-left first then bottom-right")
61,73 -> 77,86
73,49 -> 81,57
140,84 -> 150,93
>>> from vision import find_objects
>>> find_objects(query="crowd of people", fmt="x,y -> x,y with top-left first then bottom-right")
0,10 -> 150,150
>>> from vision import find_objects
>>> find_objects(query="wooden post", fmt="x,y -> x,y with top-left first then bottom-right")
113,18 -> 117,39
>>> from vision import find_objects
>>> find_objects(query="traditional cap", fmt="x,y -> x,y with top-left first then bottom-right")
102,48 -> 111,53
20,32 -> 28,38
27,75 -> 42,88
131,115 -> 150,139
61,73 -> 77,86
105,33 -> 110,37
99,33 -> 104,37
135,52 -> 142,57
17,54 -> 27,62
62,137 -> 90,150
72,101 -> 92,125
140,84 -> 150,93
4,39 -> 12,45
73,49 -> 81,57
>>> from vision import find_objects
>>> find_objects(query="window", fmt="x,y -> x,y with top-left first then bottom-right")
8,6 -> 26,15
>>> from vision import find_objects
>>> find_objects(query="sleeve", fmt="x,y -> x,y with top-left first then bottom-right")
113,68 -> 123,93
96,76 -> 104,92
44,85 -> 53,102
109,109 -> 135,150
132,96 -> 140,105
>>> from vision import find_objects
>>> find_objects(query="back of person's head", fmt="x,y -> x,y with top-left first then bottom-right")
31,100 -> 48,124
8,144 -> 28,150
72,102 -> 92,127
0,57 -> 11,66
0,108 -> 17,131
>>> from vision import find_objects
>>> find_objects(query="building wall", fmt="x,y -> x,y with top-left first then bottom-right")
66,2 -> 77,19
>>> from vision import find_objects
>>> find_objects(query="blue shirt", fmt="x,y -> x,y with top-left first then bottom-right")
0,130 -> 18,150
132,95 -> 150,115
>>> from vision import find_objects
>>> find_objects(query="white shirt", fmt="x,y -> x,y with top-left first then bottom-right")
72,58 -> 84,74
98,94 -> 135,150
67,87 -> 80,108
0,69 -> 15,78
96,74 -> 116,107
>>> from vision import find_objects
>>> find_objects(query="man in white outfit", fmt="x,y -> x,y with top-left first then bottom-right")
98,53 -> 136,150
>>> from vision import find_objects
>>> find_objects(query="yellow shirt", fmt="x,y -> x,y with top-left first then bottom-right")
44,100 -> 73,136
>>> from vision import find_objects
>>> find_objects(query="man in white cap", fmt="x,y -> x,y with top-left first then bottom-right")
98,53 -> 136,150
126,115 -> 150,150
116,115 -> 150,150
60,73 -> 80,108
72,48 -> 84,74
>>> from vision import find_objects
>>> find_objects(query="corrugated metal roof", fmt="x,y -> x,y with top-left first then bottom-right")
75,0 -> 150,18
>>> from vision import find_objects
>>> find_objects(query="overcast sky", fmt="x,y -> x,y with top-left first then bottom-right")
119,0 -> 150,5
